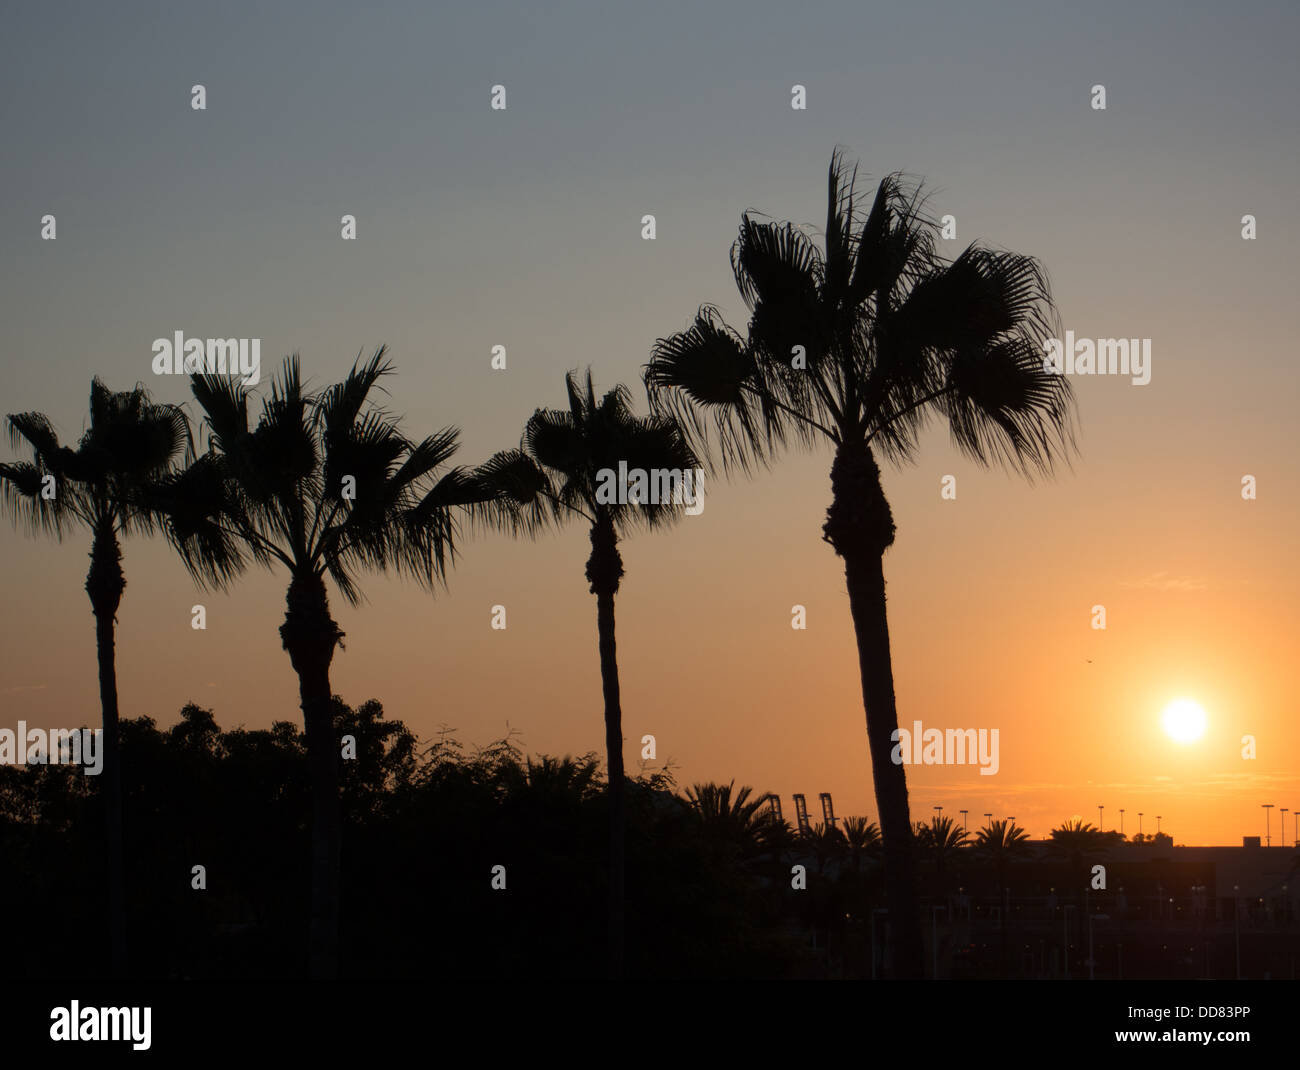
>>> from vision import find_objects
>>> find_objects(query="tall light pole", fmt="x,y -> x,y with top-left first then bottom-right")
1064,904 -> 1074,979
1138,812 -> 1144,838
1120,808 -> 1125,836
1263,804 -> 1273,847
960,809 -> 968,833
1234,884 -> 1241,979
1156,815 -> 1162,837
1282,809 -> 1289,850
1098,805 -> 1104,831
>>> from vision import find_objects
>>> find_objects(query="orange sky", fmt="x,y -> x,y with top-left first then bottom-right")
2,3 -> 1297,847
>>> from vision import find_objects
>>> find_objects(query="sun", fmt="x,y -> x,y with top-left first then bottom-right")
1161,698 -> 1207,743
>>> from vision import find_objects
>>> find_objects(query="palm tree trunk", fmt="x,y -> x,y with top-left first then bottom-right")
86,521 -> 127,977
280,572 -> 344,979
824,441 -> 924,979
587,511 -> 626,979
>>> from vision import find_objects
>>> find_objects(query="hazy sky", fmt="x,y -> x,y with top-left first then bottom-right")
2,1 -> 1297,844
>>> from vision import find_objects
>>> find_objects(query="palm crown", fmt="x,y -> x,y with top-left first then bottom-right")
159,347 -> 517,597
645,150 -> 1075,485
2,378 -> 190,540
486,368 -> 699,534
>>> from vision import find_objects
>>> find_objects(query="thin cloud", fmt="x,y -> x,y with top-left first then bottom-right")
1120,571 -> 1207,592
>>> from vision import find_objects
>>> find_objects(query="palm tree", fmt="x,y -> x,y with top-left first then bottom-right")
644,151 -> 1075,976
0,378 -> 192,975
158,348 -> 521,977
481,369 -> 698,978
802,821 -> 849,876
687,780 -> 777,862
1048,819 -> 1111,887
974,818 -> 1032,968
842,815 -> 883,871
916,814 -> 969,890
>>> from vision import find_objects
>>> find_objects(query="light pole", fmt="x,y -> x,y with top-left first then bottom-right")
1098,805 -> 1104,831
1064,904 -> 1075,979
1120,809 -> 1125,836
960,809 -> 968,833
1263,804 -> 1273,847
1234,884 -> 1241,979
1282,810 -> 1289,850
932,905 -> 945,979
1156,815 -> 1162,837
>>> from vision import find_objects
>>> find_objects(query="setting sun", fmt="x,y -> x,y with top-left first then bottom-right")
1162,698 -> 1208,743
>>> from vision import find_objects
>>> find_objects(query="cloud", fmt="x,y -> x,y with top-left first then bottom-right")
1119,571 -> 1207,592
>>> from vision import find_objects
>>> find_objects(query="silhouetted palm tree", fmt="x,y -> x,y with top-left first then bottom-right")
0,378 -> 192,975
645,151 -> 1075,976
158,348 -> 518,977
803,821 -> 848,875
687,780 -> 775,862
916,814 -> 969,890
841,816 -> 883,871
1049,819 -> 1113,903
482,369 -> 698,978
974,818 -> 1032,967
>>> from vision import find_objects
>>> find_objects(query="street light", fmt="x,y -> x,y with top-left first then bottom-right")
1156,815 -> 1162,837
1098,805 -> 1104,831
960,809 -> 968,833
1120,809 -> 1125,836
1282,810 -> 1289,850
1138,812 -> 1144,838
1263,804 -> 1274,847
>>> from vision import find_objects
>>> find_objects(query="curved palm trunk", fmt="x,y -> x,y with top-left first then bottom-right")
280,572 -> 344,979
86,520 -> 127,977
586,511 -> 626,979
824,441 -> 924,979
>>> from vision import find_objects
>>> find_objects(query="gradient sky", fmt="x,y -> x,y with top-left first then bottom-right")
2,1 -> 1297,844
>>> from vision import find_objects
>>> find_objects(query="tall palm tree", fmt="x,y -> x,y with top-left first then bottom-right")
158,348 -> 521,977
0,378 -> 192,975
481,369 -> 698,978
974,818 -> 1032,968
644,151 -> 1075,976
